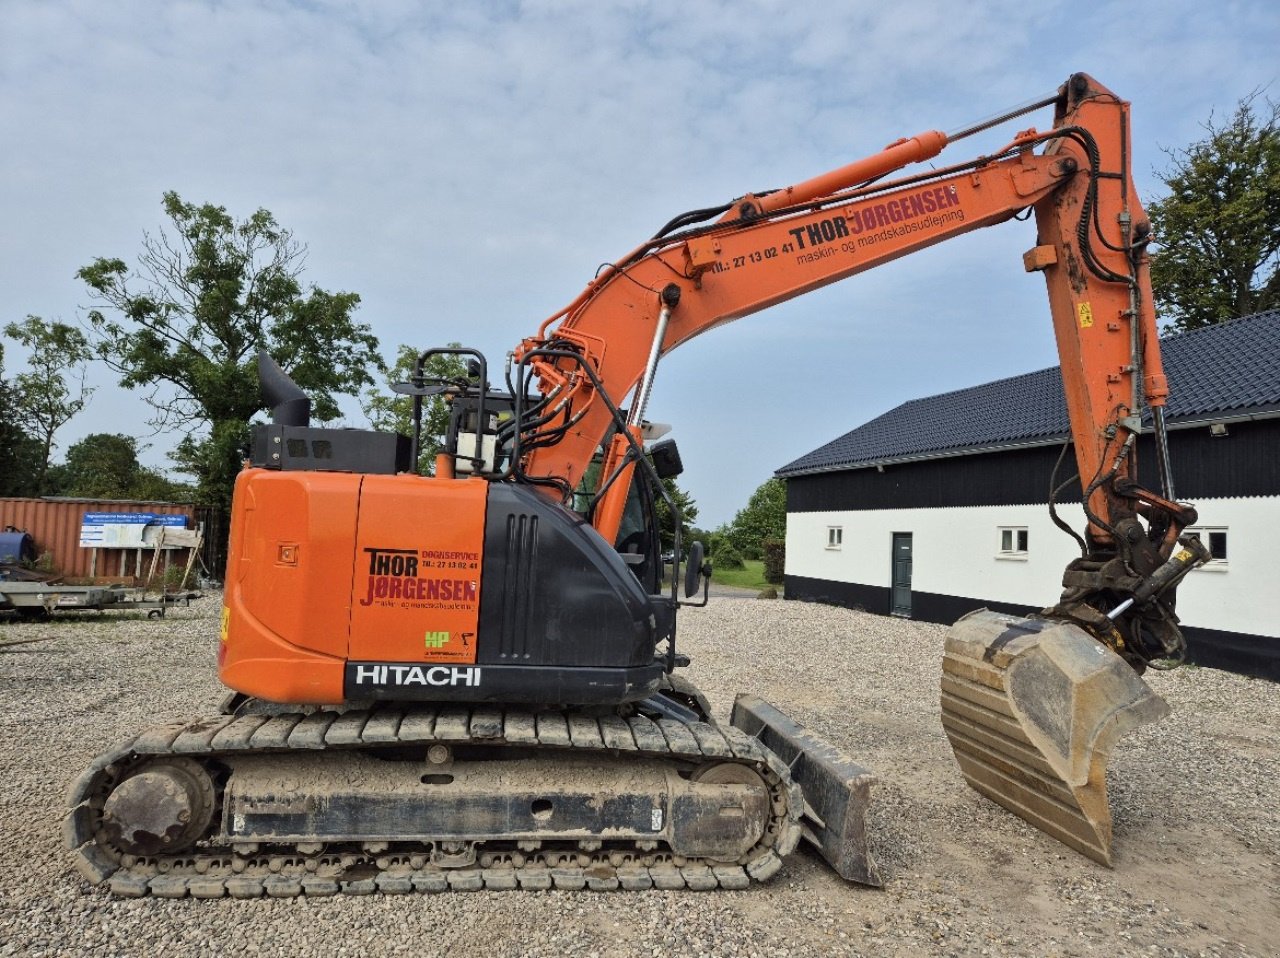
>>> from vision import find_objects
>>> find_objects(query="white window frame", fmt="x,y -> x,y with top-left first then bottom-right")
826,526 -> 843,550
996,525 -> 1029,560
1185,526 -> 1229,570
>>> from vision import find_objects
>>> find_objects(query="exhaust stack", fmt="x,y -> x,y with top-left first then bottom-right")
257,351 -> 310,427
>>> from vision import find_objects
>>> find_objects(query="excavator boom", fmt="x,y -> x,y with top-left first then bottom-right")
502,74 -> 1204,864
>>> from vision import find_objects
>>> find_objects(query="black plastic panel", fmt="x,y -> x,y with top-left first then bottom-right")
476,484 -> 661,671
251,424 -> 410,474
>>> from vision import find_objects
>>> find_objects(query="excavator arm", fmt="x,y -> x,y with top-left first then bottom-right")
512,73 -> 1203,669
504,74 -> 1209,863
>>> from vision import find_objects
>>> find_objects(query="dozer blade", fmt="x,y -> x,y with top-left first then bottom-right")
941,609 -> 1169,865
730,694 -> 881,886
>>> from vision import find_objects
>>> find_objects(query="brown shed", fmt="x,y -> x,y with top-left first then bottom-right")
0,498 -> 202,582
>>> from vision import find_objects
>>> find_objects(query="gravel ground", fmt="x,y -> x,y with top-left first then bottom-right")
1,594 -> 1275,958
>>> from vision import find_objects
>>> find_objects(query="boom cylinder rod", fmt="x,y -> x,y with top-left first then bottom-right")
945,90 -> 1062,143
1151,405 -> 1176,501
628,306 -> 670,427
629,286 -> 680,427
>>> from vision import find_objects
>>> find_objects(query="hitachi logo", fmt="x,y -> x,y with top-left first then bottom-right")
352,664 -> 482,687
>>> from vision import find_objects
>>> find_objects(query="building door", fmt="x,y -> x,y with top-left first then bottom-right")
891,533 -> 913,617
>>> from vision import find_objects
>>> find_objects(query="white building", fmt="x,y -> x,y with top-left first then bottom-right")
778,310 -> 1280,679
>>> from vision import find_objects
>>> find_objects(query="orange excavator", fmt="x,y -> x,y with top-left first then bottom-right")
67,74 -> 1208,898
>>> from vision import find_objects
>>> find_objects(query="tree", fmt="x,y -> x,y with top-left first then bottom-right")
78,191 -> 381,509
1149,92 -> 1280,331
55,433 -> 193,501
0,345 -> 42,496
710,538 -> 745,570
362,343 -> 469,473
724,477 -> 787,553
653,478 -> 698,554
2,316 -> 93,493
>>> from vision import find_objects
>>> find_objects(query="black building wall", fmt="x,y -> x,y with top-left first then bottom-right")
786,417 -> 1280,513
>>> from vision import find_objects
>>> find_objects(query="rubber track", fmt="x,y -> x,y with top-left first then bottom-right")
65,706 -> 804,898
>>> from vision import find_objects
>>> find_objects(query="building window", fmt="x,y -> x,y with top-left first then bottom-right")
998,526 -> 1028,557
826,526 -> 843,550
1185,527 -> 1228,566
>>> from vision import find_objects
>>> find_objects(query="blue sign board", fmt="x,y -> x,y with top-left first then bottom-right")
80,512 -> 188,548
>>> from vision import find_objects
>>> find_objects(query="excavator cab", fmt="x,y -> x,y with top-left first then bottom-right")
399,346 -> 675,597
578,433 -> 684,596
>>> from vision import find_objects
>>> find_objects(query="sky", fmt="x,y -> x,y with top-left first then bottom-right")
2,0 -> 1277,526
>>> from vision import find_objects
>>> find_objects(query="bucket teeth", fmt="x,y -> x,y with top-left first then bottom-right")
941,609 -> 1169,865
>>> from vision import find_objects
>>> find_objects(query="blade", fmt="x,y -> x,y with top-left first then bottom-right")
730,694 -> 882,886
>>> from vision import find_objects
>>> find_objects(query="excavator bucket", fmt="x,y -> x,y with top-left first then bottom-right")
940,609 -> 1169,865
730,694 -> 882,886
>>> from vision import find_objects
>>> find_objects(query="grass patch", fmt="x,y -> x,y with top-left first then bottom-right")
710,559 -> 774,592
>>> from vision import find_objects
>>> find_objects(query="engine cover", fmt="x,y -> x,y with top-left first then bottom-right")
220,470 -> 668,707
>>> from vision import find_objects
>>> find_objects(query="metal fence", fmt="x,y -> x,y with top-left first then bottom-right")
0,497 -> 203,582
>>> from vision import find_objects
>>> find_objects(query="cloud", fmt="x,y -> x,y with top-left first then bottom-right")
2,0 -> 1276,521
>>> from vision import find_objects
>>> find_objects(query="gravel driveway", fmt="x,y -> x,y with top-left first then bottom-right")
1,595 -> 1275,957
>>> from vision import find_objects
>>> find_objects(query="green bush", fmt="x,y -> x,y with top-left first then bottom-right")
712,541 -> 745,570
762,538 -> 785,584
23,551 -> 56,574
163,563 -> 189,591
743,543 -> 763,561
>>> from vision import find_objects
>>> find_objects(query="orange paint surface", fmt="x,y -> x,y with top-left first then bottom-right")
219,469 -> 489,704
349,475 -> 487,665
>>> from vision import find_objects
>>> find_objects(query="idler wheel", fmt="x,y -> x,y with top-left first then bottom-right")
690,762 -> 768,791
677,761 -> 773,860
101,758 -> 216,856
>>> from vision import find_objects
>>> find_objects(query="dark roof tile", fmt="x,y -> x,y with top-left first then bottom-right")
778,309 -> 1280,476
